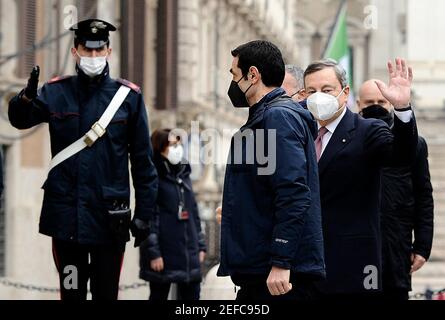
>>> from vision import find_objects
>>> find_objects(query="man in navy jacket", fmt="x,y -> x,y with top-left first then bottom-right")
217,40 -> 325,300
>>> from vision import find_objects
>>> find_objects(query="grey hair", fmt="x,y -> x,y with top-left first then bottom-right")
304,58 -> 348,88
285,65 -> 305,91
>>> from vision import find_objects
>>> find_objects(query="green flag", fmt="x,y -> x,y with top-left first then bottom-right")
323,0 -> 352,88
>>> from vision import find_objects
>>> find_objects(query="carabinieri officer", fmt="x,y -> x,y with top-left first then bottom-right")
8,19 -> 158,300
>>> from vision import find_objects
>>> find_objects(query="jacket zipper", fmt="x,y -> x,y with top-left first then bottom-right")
182,186 -> 191,283
175,172 -> 191,283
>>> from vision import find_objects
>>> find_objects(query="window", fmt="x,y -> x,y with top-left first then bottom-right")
16,0 -> 36,79
77,0 -> 98,19
121,0 -> 146,90
155,0 -> 178,110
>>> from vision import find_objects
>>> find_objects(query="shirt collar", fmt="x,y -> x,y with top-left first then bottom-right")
318,107 -> 348,134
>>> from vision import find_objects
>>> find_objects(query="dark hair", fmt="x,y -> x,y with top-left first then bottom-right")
151,129 -> 181,155
231,40 -> 285,88
304,59 -> 348,88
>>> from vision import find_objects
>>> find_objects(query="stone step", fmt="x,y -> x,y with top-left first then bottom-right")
430,251 -> 445,262
431,182 -> 445,187
431,247 -> 445,254
430,174 -> 445,180
433,232 -> 445,239
428,152 -> 445,158
433,231 -> 445,238
433,208 -> 445,216
430,192 -> 445,203
433,216 -> 445,225
433,218 -> 445,226
411,262 -> 445,276
427,149 -> 445,155
429,172 -> 445,180
431,243 -> 445,251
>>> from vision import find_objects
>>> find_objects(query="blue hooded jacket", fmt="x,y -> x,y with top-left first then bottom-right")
218,88 -> 325,282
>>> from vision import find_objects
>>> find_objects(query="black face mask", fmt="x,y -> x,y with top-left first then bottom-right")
228,76 -> 253,108
361,104 -> 394,127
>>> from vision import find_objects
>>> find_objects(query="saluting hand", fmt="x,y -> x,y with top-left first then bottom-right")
375,58 -> 413,109
24,66 -> 40,100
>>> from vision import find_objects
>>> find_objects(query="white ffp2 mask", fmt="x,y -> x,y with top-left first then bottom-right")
307,88 -> 346,121
167,145 -> 184,165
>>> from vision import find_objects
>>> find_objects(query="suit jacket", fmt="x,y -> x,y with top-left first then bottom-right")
317,108 -> 418,294
381,136 -> 434,291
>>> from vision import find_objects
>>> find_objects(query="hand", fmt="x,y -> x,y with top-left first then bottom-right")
150,257 -> 164,272
24,66 -> 40,100
199,251 -> 206,264
266,266 -> 292,296
410,253 -> 426,274
130,218 -> 150,248
216,207 -> 222,225
375,58 -> 413,109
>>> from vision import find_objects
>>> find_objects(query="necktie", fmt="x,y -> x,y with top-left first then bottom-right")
315,127 -> 328,162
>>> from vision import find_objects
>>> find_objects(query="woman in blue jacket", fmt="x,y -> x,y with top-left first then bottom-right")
140,129 -> 206,300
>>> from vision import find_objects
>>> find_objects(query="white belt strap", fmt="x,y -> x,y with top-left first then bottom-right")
48,85 -> 131,173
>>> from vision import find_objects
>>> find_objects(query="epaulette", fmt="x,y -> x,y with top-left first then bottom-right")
116,78 -> 141,93
48,75 -> 73,84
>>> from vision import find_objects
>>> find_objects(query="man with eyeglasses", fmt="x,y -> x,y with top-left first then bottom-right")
282,65 -> 306,104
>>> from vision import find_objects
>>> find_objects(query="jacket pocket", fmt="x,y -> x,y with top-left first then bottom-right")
101,186 -> 130,202
110,118 -> 128,125
49,113 -> 80,143
105,116 -> 128,144
41,178 -> 69,196
101,186 -> 131,242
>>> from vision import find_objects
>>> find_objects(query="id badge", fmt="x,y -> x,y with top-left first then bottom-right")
178,204 -> 189,221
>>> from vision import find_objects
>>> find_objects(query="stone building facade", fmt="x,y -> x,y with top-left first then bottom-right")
1,0 -> 444,299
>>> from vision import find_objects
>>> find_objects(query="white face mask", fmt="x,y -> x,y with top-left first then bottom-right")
167,145 -> 184,165
307,88 -> 346,121
76,52 -> 108,77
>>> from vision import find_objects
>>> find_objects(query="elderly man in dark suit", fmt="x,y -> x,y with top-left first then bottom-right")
303,58 -> 418,300
357,79 -> 434,301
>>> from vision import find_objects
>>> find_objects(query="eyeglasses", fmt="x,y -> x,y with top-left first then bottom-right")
290,89 -> 304,98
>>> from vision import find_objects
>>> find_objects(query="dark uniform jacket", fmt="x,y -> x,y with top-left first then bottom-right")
8,65 -> 158,245
139,155 -> 206,283
217,88 -> 326,284
381,136 -> 434,291
316,109 -> 418,295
